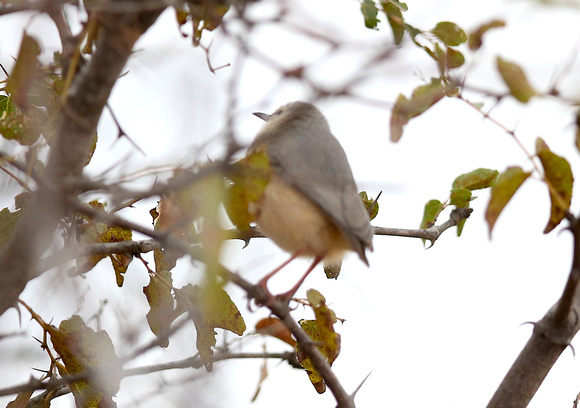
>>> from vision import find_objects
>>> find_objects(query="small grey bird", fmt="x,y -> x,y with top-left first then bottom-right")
247,101 -> 373,290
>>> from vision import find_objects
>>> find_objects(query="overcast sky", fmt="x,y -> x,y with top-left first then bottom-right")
1,0 -> 580,407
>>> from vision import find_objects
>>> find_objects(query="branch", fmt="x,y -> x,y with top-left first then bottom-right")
124,350 -> 300,377
0,1 -> 165,317
487,217 -> 580,408
209,257 -> 357,408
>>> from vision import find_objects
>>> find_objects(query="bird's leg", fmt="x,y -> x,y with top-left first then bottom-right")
276,255 -> 323,303
257,247 -> 308,291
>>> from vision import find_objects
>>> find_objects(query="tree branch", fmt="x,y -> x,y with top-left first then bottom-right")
0,1 -> 165,317
487,217 -> 580,408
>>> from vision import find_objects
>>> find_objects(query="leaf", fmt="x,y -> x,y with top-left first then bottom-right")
450,188 -> 472,208
431,22 -> 467,46
297,320 -> 326,393
468,19 -> 506,50
450,188 -> 472,237
0,207 -> 22,252
6,390 -> 33,408
358,191 -> 379,220
381,1 -> 405,44
307,289 -> 340,364
143,270 -> 175,348
189,1 -> 230,46
446,47 -> 465,69
0,95 -> 46,146
49,315 -> 123,408
224,151 -> 271,231
390,78 -> 446,142
361,0 -> 380,29
175,283 -> 246,371
255,317 -> 296,347
295,290 -> 341,394
452,168 -> 499,190
420,199 -> 443,230
575,109 -> 580,154
5,33 -> 41,109
75,201 -> 133,285
496,57 -> 537,103
536,138 -> 574,233
485,166 -> 531,238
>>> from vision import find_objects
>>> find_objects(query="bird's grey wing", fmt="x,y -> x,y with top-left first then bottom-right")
267,130 -> 373,261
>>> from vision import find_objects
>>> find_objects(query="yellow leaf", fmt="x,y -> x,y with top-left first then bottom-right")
536,138 -> 573,233
485,166 -> 531,237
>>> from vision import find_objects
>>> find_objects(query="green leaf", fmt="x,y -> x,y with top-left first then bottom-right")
361,0 -> 380,29
358,191 -> 379,220
468,19 -> 506,50
450,188 -> 472,208
485,166 -> 531,238
420,199 -> 443,229
390,78 -> 446,142
446,47 -> 465,69
452,168 -> 499,190
496,57 -> 537,103
381,1 -> 405,44
431,21 -> 467,46
536,138 -> 574,233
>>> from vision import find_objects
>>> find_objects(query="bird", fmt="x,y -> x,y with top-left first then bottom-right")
246,101 -> 373,297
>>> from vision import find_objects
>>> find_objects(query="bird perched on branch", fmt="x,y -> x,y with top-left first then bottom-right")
246,101 -> 373,296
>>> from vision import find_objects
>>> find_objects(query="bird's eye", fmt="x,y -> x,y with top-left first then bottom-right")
273,109 -> 282,116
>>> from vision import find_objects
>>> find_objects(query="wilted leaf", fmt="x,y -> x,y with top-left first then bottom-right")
575,109 -> 580,153
6,390 -> 33,408
0,95 -> 46,146
49,315 -> 122,408
496,57 -> 536,103
381,1 -> 405,44
468,19 -> 505,50
143,270 -> 175,348
256,317 -> 296,347
361,0 -> 380,29
390,78 -> 446,142
485,166 -> 531,237
536,138 -> 573,233
75,201 -> 132,285
431,21 -> 467,46
189,1 -> 230,45
306,289 -> 340,364
420,199 -> 442,230
295,290 -> 342,394
224,151 -> 271,230
6,33 -> 41,109
0,207 -> 22,252
452,168 -> 499,190
175,283 -> 245,371
297,320 -> 326,394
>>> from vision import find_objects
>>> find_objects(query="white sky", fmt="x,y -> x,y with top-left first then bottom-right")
2,0 -> 580,407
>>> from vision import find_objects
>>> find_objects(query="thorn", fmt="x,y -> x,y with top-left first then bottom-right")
350,371 -> 372,398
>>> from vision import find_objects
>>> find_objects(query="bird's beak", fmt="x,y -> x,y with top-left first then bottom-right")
253,112 -> 270,121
